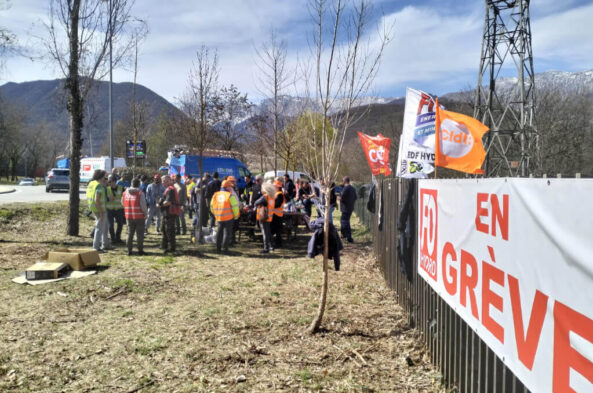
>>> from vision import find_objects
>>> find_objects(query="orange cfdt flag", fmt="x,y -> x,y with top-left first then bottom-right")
357,132 -> 392,176
435,98 -> 489,174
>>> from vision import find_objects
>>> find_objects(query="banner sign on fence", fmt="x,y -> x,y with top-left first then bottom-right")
358,132 -> 392,176
418,178 -> 593,393
396,87 -> 436,178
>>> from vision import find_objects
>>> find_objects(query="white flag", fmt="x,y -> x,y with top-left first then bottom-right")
396,87 -> 437,178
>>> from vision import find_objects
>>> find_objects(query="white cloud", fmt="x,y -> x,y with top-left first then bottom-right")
372,5 -> 483,95
2,1 -> 593,103
532,2 -> 593,66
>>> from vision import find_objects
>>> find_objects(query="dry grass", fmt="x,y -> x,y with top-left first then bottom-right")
0,202 -> 444,392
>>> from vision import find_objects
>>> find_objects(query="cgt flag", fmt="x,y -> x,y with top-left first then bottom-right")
358,132 -> 392,176
435,98 -> 489,174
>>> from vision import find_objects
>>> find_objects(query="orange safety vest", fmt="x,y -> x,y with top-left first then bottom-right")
165,186 -> 181,216
257,195 -> 274,222
211,191 -> 234,222
122,189 -> 145,220
270,191 -> 285,217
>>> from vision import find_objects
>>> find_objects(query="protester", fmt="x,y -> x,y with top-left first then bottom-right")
298,181 -> 314,217
173,174 -> 187,235
193,172 -> 211,229
106,175 -> 125,244
270,180 -> 285,248
158,175 -> 181,254
211,180 -> 239,253
140,175 -> 149,194
205,172 -> 221,229
87,169 -> 110,253
339,176 -> 357,243
294,178 -> 301,198
122,177 -> 147,256
145,174 -> 165,234
249,175 -> 264,207
186,175 -> 195,219
254,183 -> 276,253
117,171 -> 131,189
283,174 -> 296,201
242,174 -> 254,204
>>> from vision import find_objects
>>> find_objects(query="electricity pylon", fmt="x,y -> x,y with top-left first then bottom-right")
474,0 -> 539,177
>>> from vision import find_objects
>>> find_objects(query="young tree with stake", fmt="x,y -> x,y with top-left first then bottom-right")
303,0 -> 392,334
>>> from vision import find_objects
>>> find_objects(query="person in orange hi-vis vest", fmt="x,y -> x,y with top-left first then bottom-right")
210,180 -> 239,253
121,178 -> 148,256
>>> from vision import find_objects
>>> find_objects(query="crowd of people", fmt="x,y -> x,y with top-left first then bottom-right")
85,169 -> 358,258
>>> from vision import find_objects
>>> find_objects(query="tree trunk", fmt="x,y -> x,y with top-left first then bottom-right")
9,156 -> 17,181
309,189 -> 331,334
66,0 -> 82,237
196,156 -> 205,244
67,103 -> 83,236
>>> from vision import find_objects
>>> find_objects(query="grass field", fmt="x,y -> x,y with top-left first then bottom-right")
0,202 -> 444,392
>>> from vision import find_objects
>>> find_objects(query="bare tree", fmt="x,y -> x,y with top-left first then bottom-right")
177,45 -> 219,243
1,104 -> 25,180
537,87 -> 593,176
246,114 -> 272,172
212,84 -> 251,151
0,0 -> 18,78
255,30 -> 292,175
303,0 -> 392,333
42,0 -> 136,236
277,116 -> 307,172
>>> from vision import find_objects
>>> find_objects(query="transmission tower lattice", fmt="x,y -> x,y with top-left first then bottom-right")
474,0 -> 539,177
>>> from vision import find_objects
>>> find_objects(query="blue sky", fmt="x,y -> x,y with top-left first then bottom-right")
2,0 -> 593,103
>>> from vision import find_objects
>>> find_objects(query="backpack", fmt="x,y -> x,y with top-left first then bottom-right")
257,205 -> 268,222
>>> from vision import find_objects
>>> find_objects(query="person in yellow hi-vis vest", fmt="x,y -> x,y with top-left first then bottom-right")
87,169 -> 110,253
106,175 -> 125,244
210,180 -> 239,253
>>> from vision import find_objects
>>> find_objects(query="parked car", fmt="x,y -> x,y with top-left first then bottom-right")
45,168 -> 70,192
263,170 -> 320,190
18,177 -> 36,186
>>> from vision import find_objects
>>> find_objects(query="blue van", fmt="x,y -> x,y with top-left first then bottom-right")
168,155 -> 252,191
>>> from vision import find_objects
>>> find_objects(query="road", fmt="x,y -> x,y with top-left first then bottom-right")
0,185 -> 86,205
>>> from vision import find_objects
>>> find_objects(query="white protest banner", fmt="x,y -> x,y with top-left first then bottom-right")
418,178 -> 593,393
396,87 -> 436,178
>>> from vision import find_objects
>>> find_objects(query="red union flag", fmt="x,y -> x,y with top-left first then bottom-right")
357,132 -> 392,176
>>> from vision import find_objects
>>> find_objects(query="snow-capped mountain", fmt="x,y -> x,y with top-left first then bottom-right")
254,95 -> 397,118
497,69 -> 593,93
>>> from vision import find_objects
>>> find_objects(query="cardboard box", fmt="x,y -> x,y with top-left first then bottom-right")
25,262 -> 70,280
42,248 -> 101,271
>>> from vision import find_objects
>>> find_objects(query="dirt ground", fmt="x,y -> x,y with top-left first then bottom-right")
0,202 -> 445,392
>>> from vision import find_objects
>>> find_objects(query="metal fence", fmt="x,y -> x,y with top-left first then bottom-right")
354,179 -> 530,393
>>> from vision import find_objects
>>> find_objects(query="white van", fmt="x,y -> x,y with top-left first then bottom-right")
263,170 -> 320,189
80,156 -> 126,184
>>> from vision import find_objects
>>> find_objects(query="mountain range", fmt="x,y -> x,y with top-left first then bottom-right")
1,69 -> 592,157
0,79 -> 182,155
